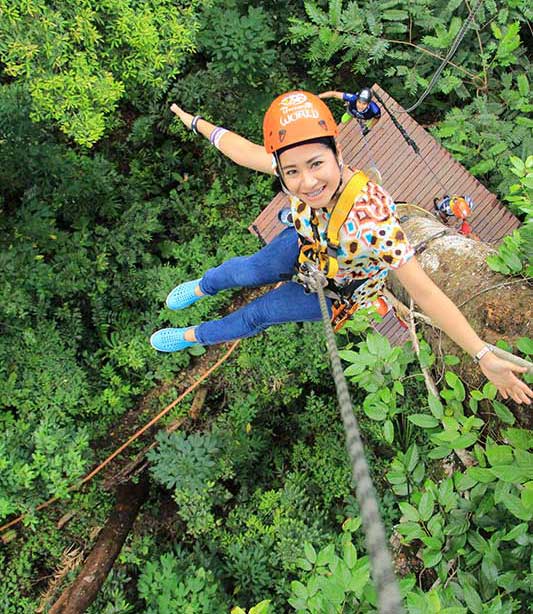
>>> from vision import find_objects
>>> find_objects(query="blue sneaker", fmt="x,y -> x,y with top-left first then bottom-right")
166,278 -> 203,311
150,327 -> 198,352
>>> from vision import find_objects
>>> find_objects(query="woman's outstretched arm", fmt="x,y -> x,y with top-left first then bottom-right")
170,104 -> 274,175
319,91 -> 345,101
394,257 -> 533,405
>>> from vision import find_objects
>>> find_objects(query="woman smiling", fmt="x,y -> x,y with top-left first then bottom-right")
150,91 -> 532,406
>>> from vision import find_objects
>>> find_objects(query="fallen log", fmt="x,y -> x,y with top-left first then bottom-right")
388,204 -> 532,426
49,473 -> 149,614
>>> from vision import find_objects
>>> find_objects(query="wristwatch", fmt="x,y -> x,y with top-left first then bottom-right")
474,343 -> 495,363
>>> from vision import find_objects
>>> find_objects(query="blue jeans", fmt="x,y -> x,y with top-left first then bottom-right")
195,228 -> 332,345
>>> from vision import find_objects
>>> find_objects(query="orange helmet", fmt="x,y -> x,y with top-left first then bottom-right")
263,90 -> 338,154
450,195 -> 473,220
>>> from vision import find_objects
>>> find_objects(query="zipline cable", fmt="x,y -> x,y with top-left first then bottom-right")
389,0 -> 484,114
373,90 -> 448,194
309,269 -> 404,614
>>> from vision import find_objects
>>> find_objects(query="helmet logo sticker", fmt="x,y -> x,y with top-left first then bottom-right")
280,106 -> 319,126
318,120 -> 327,131
280,93 -> 308,107
278,129 -> 286,143
279,92 -> 319,126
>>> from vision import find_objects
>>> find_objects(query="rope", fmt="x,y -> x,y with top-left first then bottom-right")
372,91 -> 419,155
309,272 -> 404,614
0,341 -> 241,535
357,119 -> 378,170
388,0 -> 484,114
373,90 -> 448,193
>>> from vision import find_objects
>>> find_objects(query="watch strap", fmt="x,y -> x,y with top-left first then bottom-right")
474,343 -> 494,363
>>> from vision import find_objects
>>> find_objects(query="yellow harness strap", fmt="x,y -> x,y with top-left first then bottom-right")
297,170 -> 369,278
326,170 -> 369,249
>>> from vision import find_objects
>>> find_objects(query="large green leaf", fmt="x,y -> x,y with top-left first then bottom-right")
408,414 -> 439,428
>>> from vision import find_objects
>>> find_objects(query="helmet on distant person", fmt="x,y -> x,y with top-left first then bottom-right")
263,90 -> 338,154
450,195 -> 474,220
358,88 -> 373,104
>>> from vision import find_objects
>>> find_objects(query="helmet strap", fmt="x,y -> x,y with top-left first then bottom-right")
273,151 -> 294,197
330,152 -> 345,201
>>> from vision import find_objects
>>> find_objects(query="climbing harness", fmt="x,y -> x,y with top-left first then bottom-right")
295,170 -> 382,331
387,0 -> 484,114
297,170 -> 369,279
304,266 -> 405,614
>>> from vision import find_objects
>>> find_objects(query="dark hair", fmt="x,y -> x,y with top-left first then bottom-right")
276,136 -> 337,157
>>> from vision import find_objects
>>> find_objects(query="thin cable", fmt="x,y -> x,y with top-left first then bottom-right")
415,144 -> 449,193
0,340 -> 241,535
389,0 -> 484,113
311,274 -> 404,614
357,119 -> 378,169
373,91 -> 448,193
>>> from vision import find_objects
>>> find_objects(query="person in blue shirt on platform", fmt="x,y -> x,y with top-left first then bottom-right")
320,87 -> 381,134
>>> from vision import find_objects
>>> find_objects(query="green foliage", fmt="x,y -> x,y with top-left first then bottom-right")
138,552 -> 229,613
290,393 -> 353,507
0,0 -> 201,145
86,569 -> 135,614
199,2 -> 277,87
214,474 -> 334,607
148,430 -> 234,536
434,94 -> 533,196
231,600 -> 273,614
1,1 -> 532,611
340,330 -> 415,391
339,330 -> 418,446
0,322 -> 92,519
288,520 -> 372,612
171,0 -> 294,140
486,155 -> 533,275
289,0 -> 531,104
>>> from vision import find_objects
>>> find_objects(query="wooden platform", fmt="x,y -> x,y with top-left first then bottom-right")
249,85 -> 521,344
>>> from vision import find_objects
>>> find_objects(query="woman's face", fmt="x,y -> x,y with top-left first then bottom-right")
278,142 -> 341,209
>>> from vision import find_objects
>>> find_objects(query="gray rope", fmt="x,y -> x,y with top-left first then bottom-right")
391,0 -> 484,114
358,119 -> 378,170
309,271 -> 404,614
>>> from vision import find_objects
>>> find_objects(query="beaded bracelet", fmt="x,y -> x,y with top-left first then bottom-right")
191,115 -> 203,135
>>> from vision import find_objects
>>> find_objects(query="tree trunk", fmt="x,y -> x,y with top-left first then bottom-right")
388,204 -> 532,427
49,473 -> 149,614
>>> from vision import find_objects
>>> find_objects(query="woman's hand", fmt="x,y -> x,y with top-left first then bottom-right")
170,103 -> 193,130
478,352 -> 533,405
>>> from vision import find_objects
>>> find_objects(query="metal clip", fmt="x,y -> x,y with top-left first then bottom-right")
297,261 -> 328,293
